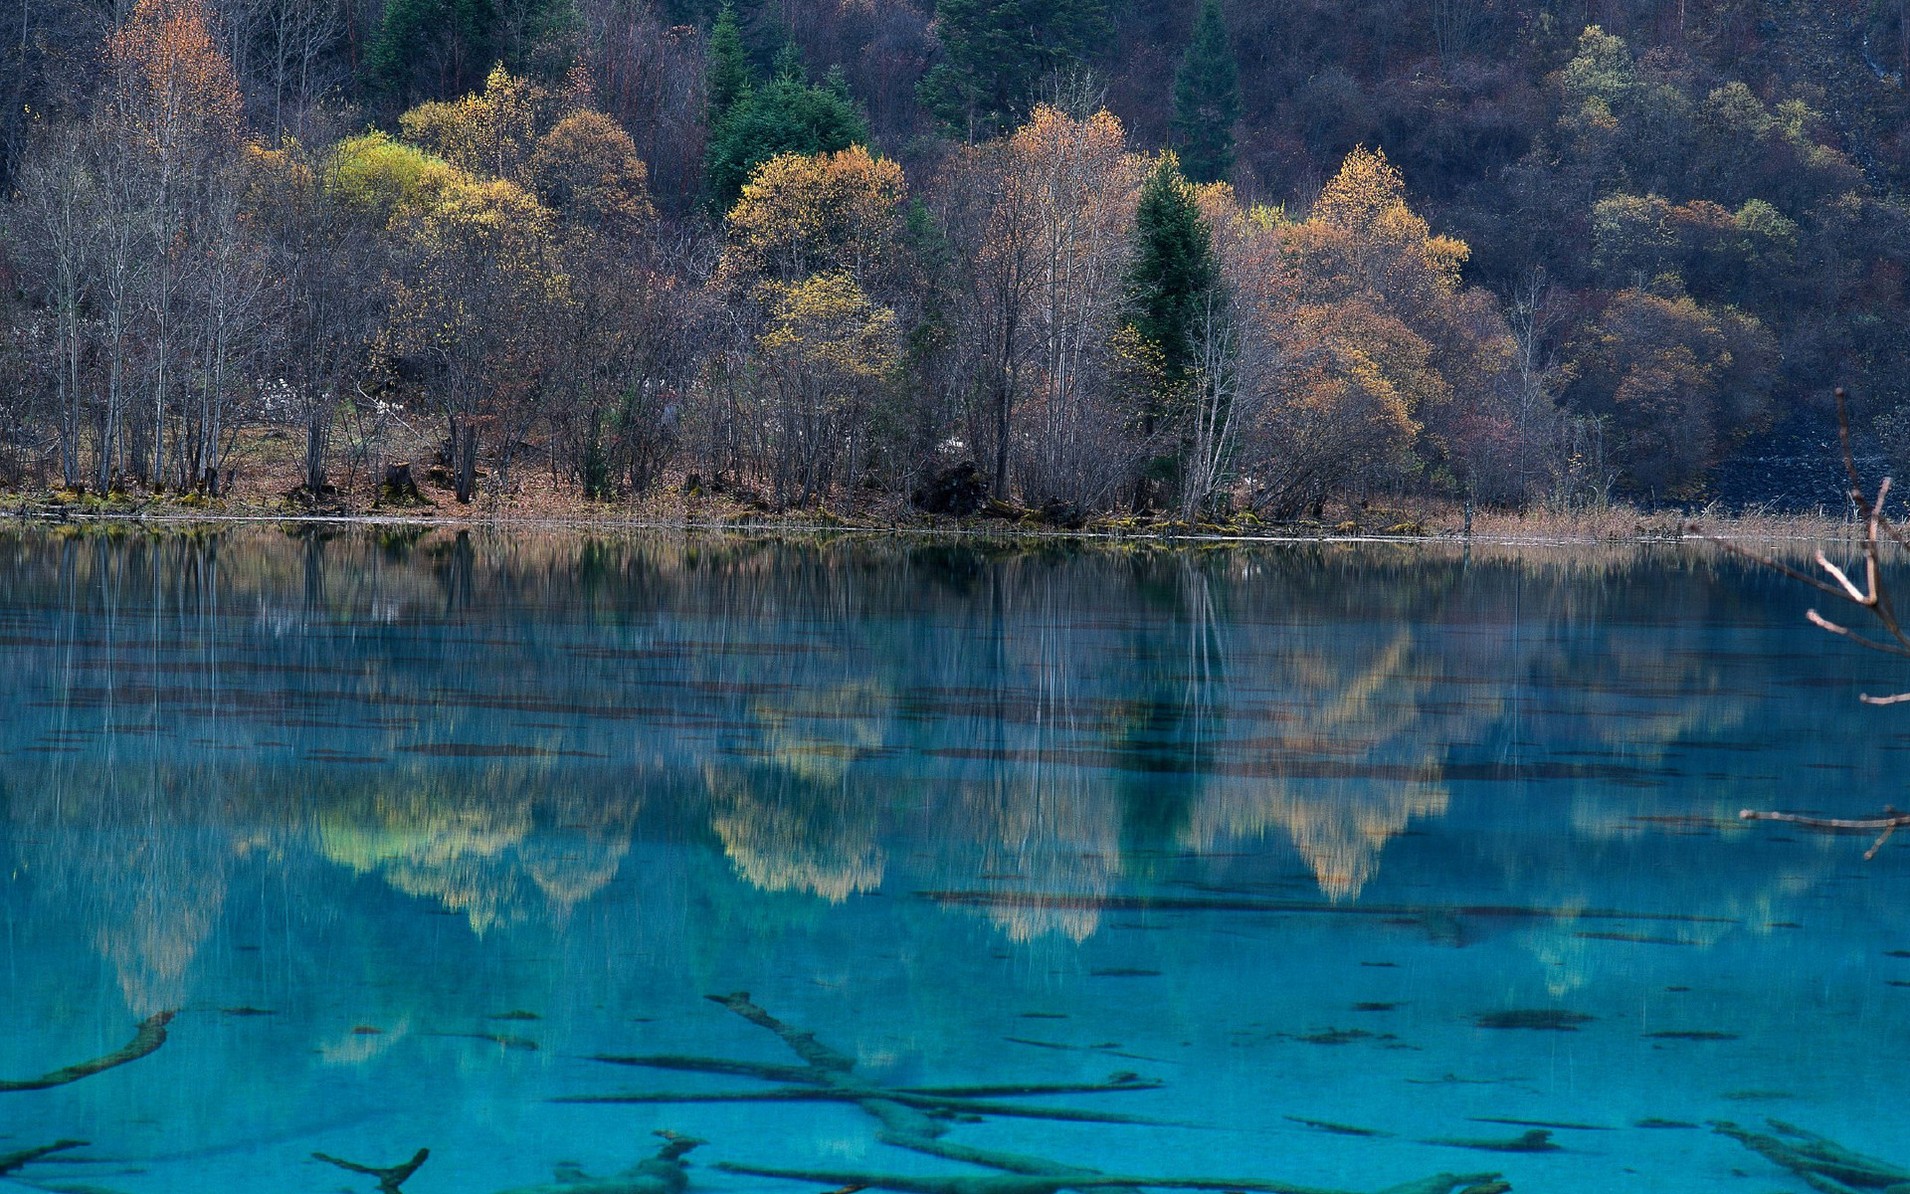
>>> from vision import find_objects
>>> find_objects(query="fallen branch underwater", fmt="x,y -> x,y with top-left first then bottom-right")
594,992 -> 1506,1194
0,1012 -> 175,1092
1713,1119 -> 1910,1192
313,1147 -> 430,1194
493,1132 -> 704,1194
1738,808 -> 1910,859
0,1139 -> 90,1176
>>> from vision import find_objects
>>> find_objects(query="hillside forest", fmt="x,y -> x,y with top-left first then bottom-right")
2,0 -> 1908,518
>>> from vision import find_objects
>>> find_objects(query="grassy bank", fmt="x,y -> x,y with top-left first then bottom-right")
0,480 -> 1866,553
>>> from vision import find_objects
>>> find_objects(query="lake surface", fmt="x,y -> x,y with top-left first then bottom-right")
0,526 -> 1905,1194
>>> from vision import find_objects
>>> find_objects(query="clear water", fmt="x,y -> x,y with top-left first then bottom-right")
2,528 -> 1906,1194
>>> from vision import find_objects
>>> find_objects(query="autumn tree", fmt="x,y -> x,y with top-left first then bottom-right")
751,270 -> 900,507
1010,105 -> 1147,507
1565,284 -> 1776,498
382,175 -> 574,502
399,63 -> 546,184
718,146 -> 906,288
1233,147 -> 1520,518
108,0 -> 266,494
529,108 -> 656,241
1171,0 -> 1239,185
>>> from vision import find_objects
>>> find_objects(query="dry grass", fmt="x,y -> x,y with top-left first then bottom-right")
0,429 -> 1873,551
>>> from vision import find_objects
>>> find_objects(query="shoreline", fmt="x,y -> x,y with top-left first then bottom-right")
0,492 -> 1864,550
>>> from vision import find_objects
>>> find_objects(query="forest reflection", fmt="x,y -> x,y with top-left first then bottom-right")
0,526 -> 1844,1011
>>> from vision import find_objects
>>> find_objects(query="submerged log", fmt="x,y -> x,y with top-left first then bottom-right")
569,995 -> 1163,1136
715,1160 -> 1503,1194
0,1012 -> 174,1092
495,1131 -> 702,1194
1713,1119 -> 1910,1191
313,1147 -> 430,1194
0,1139 -> 88,1175
595,993 -> 1503,1194
1422,1130 -> 1559,1154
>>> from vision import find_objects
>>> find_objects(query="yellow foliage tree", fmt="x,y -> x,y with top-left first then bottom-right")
1286,146 -> 1468,311
384,175 -> 574,502
528,110 -> 655,240
719,145 -> 907,288
399,63 -> 544,184
109,0 -> 245,153
753,270 -> 900,508
327,132 -> 469,223
1230,146 -> 1514,518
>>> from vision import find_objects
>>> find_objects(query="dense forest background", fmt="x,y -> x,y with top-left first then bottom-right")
1,0 -> 1907,518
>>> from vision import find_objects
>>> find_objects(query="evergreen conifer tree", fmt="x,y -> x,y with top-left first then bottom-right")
917,0 -> 1111,139
1171,0 -> 1240,184
1127,154 -> 1219,382
706,1 -> 750,121
368,0 -> 500,103
704,50 -> 869,210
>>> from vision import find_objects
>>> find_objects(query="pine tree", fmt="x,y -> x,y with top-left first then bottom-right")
917,0 -> 1111,139
1171,0 -> 1240,184
704,55 -> 870,210
368,0 -> 500,104
1127,154 -> 1218,382
706,1 -> 750,121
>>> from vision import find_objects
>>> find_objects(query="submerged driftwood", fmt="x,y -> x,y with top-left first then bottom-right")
1713,1119 -> 1910,1191
0,1012 -> 174,1092
312,1131 -> 700,1194
0,1139 -> 89,1176
589,992 -> 1504,1194
313,1147 -> 430,1194
495,1131 -> 703,1194
564,993 -> 1165,1136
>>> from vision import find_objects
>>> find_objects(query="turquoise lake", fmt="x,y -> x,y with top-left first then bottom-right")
1,527 -> 1906,1194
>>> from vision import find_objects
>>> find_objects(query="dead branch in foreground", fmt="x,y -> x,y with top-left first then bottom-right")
0,1011 -> 175,1092
1709,389 -> 1910,854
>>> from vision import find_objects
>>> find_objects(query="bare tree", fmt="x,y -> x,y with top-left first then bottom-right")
935,141 -> 1035,496
13,131 -> 100,487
